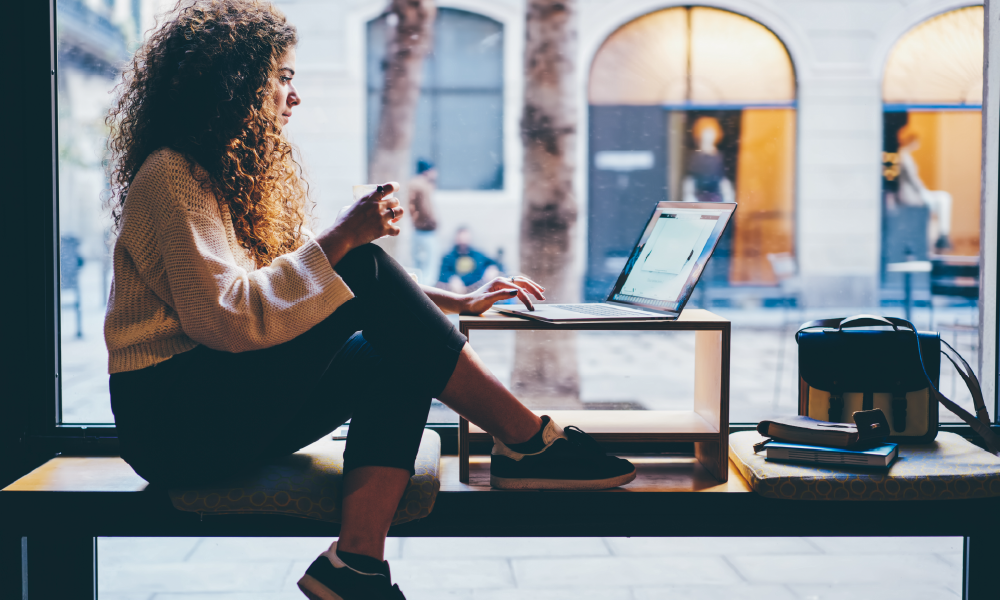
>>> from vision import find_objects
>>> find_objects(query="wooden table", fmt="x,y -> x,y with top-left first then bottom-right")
458,309 -> 731,483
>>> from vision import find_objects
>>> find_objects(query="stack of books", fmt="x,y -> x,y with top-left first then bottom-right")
760,416 -> 898,468
764,442 -> 898,467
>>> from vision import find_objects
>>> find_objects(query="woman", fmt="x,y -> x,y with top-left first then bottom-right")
103,1 -> 635,598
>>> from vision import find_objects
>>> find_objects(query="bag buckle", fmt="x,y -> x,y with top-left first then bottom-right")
829,392 -> 844,422
892,391 -> 907,432
852,409 -> 891,445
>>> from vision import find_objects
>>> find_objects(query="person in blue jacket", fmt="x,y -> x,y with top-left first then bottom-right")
438,226 -> 503,293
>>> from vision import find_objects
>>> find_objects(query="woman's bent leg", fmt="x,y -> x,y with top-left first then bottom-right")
334,244 -> 542,445
338,466 -> 410,560
300,333 -> 434,562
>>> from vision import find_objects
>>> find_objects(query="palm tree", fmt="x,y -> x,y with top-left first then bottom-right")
510,0 -> 582,409
368,0 -> 436,256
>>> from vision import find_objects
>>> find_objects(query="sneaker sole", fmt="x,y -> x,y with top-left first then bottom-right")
297,574 -> 344,600
490,468 -> 636,490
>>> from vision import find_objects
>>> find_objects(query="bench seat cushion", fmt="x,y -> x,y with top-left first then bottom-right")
169,429 -> 440,524
730,430 -> 1000,501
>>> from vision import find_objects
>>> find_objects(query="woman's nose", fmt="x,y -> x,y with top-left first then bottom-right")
288,83 -> 301,107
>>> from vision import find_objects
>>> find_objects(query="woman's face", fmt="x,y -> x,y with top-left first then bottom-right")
273,49 -> 300,127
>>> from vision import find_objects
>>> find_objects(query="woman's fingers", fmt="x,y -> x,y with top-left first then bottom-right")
490,288 -> 520,302
511,276 -> 546,300
485,278 -> 533,310
376,181 -> 399,197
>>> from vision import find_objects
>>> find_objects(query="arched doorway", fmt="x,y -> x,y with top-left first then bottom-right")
881,6 -> 982,296
586,6 -> 796,301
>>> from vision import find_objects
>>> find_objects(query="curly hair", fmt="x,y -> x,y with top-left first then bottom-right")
106,0 -> 310,267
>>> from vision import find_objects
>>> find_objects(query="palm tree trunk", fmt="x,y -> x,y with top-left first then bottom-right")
369,0 -> 436,256
511,0 -> 582,409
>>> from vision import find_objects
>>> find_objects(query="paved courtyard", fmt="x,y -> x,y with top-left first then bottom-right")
97,535 -> 964,599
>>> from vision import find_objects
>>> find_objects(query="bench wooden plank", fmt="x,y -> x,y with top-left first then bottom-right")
3,455 -> 749,495
3,456 -> 147,493
3,454 -> 998,539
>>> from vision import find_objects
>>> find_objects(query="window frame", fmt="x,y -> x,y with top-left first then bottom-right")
5,0 -> 997,476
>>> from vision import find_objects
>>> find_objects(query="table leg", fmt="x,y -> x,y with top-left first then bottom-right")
1,535 -> 22,600
964,534 -> 999,599
459,417 -> 470,484
24,535 -> 95,599
904,271 -> 913,321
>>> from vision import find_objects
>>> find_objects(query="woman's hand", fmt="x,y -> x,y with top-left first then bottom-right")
316,182 -> 402,268
460,275 -> 546,315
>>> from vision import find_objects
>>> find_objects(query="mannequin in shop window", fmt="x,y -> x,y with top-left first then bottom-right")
896,124 -> 953,251
682,116 -> 735,203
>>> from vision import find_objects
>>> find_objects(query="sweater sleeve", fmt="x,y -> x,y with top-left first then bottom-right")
154,170 -> 354,353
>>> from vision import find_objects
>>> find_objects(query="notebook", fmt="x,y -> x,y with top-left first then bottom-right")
765,442 -> 899,468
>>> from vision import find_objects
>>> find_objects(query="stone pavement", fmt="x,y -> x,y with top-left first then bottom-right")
97,535 -> 963,599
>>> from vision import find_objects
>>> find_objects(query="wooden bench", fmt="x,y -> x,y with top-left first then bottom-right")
3,452 -> 999,598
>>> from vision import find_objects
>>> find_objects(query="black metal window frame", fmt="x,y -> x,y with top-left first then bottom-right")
4,0 -> 998,478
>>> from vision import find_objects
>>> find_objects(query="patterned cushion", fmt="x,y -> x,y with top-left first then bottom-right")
730,430 -> 1000,501
169,429 -> 440,524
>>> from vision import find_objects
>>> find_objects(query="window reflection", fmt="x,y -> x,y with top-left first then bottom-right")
367,8 -> 504,191
587,6 -> 796,300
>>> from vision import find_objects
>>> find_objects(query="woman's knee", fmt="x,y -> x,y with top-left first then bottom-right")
339,243 -> 384,271
336,243 -> 391,287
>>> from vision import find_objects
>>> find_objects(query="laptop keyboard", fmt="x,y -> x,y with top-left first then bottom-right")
546,304 -> 650,318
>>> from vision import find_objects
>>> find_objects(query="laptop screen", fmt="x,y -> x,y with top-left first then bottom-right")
607,202 -> 736,314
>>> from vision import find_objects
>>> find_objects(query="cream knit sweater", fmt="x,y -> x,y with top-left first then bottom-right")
104,148 -> 354,374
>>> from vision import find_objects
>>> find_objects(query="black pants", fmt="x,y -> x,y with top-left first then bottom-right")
110,244 -> 467,487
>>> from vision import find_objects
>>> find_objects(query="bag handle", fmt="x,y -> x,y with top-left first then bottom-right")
797,315 -> 1000,456
796,314 -> 904,341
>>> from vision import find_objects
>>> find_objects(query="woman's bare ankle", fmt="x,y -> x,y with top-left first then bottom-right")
333,536 -> 385,561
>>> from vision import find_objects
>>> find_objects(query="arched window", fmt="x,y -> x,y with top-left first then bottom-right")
367,8 -> 504,190
881,6 -> 982,274
586,7 -> 796,300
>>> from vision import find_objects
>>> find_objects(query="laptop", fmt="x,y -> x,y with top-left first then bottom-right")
497,201 -> 736,322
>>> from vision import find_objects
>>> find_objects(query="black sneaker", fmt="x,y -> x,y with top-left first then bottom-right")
297,543 -> 405,600
490,417 -> 637,490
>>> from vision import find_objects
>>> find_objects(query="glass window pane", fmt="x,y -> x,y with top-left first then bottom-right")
57,0 -> 138,423
367,8 -> 503,191
433,9 -> 503,90
580,5 -> 984,423
435,93 -> 503,190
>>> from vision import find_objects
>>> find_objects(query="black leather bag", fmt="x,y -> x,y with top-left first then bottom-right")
796,315 -> 1000,454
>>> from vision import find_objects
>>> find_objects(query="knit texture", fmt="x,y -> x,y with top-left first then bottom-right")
104,148 -> 354,374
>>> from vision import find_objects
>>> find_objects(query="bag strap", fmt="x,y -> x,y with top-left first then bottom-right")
797,315 -> 1000,456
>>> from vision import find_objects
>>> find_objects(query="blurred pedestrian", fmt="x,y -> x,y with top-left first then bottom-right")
439,226 -> 503,293
897,125 -> 953,251
408,159 -> 439,283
